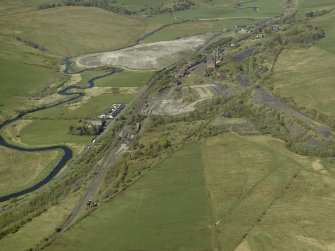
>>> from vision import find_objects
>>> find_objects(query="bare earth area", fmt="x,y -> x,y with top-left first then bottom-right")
143,83 -> 234,115
75,35 -> 211,71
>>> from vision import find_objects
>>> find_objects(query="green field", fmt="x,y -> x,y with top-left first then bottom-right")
20,119 -> 93,146
271,12 -> 335,118
0,146 -> 60,196
2,1 -> 335,250
95,70 -> 153,88
0,192 -> 80,251
173,0 -> 284,20
45,133 -> 334,251
47,142 -> 213,251
144,20 -> 222,43
202,134 -> 307,250
299,0 -> 335,11
0,59 -> 62,120
27,92 -> 134,120
0,6 -> 146,57
25,70 -> 150,120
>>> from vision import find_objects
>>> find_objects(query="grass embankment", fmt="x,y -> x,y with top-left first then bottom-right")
46,132 -> 331,251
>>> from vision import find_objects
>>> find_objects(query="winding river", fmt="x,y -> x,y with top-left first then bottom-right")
0,61 -> 114,203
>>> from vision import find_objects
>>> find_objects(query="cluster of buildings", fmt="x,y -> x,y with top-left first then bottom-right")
98,103 -> 126,120
88,104 -> 126,133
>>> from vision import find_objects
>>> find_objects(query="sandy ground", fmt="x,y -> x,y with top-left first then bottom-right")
75,35 -> 211,71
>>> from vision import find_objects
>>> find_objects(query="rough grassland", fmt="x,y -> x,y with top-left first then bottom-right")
244,165 -> 335,250
271,13 -> 335,118
0,192 -> 81,251
20,119 -> 93,146
143,20 -> 239,43
46,132 -> 332,251
0,59 -> 61,120
299,0 -> 335,11
272,46 -> 335,118
95,70 -> 153,88
46,142 -> 213,251
0,6 -> 146,56
202,134 -> 307,250
0,146 -> 60,196
26,92 -> 134,120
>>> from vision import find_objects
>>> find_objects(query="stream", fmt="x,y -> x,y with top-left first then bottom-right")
0,60 -> 114,203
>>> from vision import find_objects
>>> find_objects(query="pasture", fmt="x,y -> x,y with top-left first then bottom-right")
0,146 -> 60,196
271,12 -> 335,119
45,132 -> 335,251
46,142 -> 213,251
0,59 -> 62,120
0,192 -> 81,251
202,134 -> 307,250
19,119 -> 93,147
26,91 -> 134,120
143,20 -> 239,43
0,6 -> 146,56
94,70 -> 153,88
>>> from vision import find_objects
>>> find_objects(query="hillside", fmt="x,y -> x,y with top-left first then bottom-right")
1,1 -> 335,251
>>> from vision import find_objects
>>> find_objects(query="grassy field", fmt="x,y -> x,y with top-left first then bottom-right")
94,70 -> 153,88
0,146 -> 60,196
143,20 -> 245,43
0,191 -> 81,251
0,0 -> 57,15
271,12 -> 335,118
140,0 -> 285,43
0,6 -> 146,57
173,0 -> 284,20
45,132 -> 335,251
298,0 -> 335,12
0,59 -> 62,120
243,164 -> 335,250
202,134 -> 308,250
27,92 -> 135,120
25,69 -> 150,121
46,142 -> 213,251
19,119 -> 93,146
